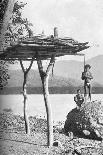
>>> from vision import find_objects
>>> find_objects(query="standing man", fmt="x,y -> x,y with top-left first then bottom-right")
81,64 -> 93,101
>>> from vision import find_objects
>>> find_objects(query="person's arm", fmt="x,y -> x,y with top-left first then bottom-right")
74,96 -> 77,102
81,72 -> 86,80
86,72 -> 93,79
90,72 -> 93,79
82,95 -> 84,102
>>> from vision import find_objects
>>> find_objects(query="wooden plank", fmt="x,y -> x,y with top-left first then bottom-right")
0,51 -> 85,61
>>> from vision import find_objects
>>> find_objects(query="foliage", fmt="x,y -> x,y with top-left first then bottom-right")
5,1 -> 33,44
3,108 -> 12,113
0,0 -> 8,27
0,61 -> 9,89
0,1 -> 33,89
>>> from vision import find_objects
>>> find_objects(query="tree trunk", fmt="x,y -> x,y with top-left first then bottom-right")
23,87 -> 30,134
42,75 -> 53,147
0,0 -> 15,51
20,60 -> 33,134
37,56 -> 55,147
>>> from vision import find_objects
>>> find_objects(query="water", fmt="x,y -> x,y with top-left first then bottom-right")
0,94 -> 103,122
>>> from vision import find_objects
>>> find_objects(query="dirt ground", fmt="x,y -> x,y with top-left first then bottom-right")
0,113 -> 103,155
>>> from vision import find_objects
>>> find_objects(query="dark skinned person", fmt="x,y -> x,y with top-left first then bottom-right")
82,64 -> 93,101
74,89 -> 84,110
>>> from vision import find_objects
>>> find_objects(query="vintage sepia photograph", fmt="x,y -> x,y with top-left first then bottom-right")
0,0 -> 103,154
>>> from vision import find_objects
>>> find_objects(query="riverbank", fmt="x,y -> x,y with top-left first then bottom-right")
1,87 -> 103,94
0,112 -> 103,154
1,94 -> 103,123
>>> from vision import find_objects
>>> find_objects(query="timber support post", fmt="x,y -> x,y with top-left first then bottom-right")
37,55 -> 55,147
20,59 -> 33,134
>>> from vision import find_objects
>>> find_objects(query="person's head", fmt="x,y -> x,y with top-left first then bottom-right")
77,89 -> 81,95
85,64 -> 91,71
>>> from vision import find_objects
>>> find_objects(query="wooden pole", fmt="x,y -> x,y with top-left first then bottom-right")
83,55 -> 87,101
54,27 -> 58,39
37,55 -> 55,147
0,0 -> 15,51
20,59 -> 33,134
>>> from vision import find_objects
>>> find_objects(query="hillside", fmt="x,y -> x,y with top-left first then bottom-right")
53,55 -> 103,86
7,55 -> 103,87
7,70 -> 82,87
1,55 -> 103,94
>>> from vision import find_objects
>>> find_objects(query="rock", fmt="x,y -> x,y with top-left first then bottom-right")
64,100 -> 103,141
98,116 -> 103,125
53,140 -> 63,149
83,130 -> 90,136
94,129 -> 101,138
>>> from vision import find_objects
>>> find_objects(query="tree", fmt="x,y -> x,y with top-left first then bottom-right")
0,0 -> 15,89
37,55 -> 55,146
0,61 -> 9,89
0,0 -> 33,89
0,0 -> 33,135
0,0 -> 15,51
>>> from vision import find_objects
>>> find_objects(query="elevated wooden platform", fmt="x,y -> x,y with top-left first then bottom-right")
0,35 -> 89,61
0,29 -> 90,147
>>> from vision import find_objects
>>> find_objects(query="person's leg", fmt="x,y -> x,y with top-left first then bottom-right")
76,105 -> 80,110
84,84 -> 89,102
84,84 -> 87,97
88,84 -> 91,101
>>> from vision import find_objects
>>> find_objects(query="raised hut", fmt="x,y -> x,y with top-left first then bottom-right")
0,27 -> 89,146
0,5 -> 89,146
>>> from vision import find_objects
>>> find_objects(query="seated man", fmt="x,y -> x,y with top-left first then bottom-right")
74,89 -> 84,109
82,64 -> 93,101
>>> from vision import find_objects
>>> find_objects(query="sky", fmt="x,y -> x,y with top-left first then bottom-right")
9,0 -> 103,69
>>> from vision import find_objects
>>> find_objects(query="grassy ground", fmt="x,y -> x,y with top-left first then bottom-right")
0,112 -> 103,155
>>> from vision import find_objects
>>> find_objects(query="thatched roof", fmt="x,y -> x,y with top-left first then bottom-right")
0,34 -> 89,61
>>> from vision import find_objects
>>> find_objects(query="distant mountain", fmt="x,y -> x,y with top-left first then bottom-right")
53,55 -> 103,86
6,55 -> 103,88
87,55 -> 103,85
7,70 -> 81,87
